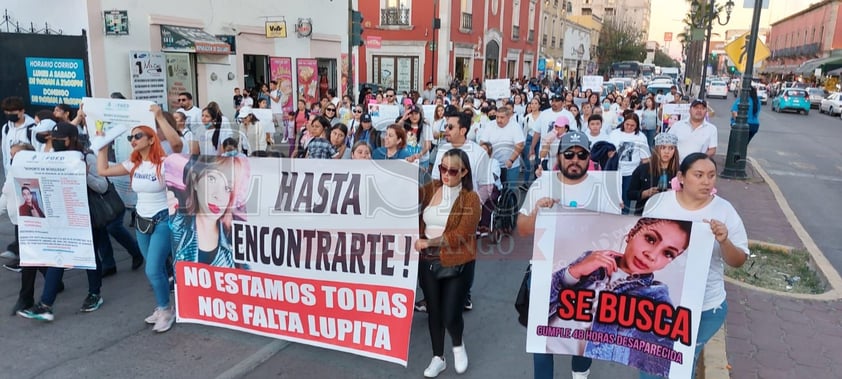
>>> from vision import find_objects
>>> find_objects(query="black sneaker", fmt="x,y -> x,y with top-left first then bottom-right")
2,262 -> 21,273
464,296 -> 473,311
18,303 -> 54,321
131,255 -> 144,270
80,293 -> 103,312
414,299 -> 427,313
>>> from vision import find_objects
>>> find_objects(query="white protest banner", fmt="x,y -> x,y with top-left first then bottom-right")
165,156 -> 420,365
129,51 -> 167,108
369,104 -> 401,132
12,151 -> 95,269
661,103 -> 691,131
527,213 -> 714,378
484,78 -> 511,100
82,97 -> 155,163
582,76 -> 604,93
422,105 -> 437,126
251,108 -> 276,135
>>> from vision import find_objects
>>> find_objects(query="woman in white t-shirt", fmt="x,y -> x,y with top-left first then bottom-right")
642,153 -> 749,379
522,98 -> 543,182
609,113 -> 650,214
96,125 -> 175,333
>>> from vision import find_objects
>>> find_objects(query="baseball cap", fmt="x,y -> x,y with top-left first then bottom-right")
239,106 -> 254,118
443,105 -> 460,117
409,104 -> 421,113
361,113 -> 372,122
691,98 -> 707,107
554,115 -> 570,128
551,94 -> 564,101
558,130 -> 591,155
51,122 -> 78,139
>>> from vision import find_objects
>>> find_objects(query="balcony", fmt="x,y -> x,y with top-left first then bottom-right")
380,7 -> 410,26
512,25 -> 520,40
461,12 -> 472,31
528,29 -> 534,42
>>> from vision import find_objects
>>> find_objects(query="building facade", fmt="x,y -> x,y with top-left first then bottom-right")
538,0 -> 598,80
568,0 -> 650,42
766,0 -> 842,77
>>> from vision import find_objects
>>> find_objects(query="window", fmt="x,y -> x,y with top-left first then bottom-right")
512,0 -> 521,28
460,0 -> 473,30
582,8 -> 592,16
372,56 -> 420,93
380,0 -> 411,26
528,3 -> 535,31
461,0 -> 471,14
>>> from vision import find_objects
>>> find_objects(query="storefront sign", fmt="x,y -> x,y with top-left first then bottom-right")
270,57 -> 295,115
25,57 -> 87,107
538,58 -> 546,71
297,58 -> 319,106
165,53 -> 195,111
265,21 -> 288,38
129,51 -> 167,108
161,25 -> 231,55
365,36 -> 382,49
104,10 -> 129,36
296,18 -> 313,38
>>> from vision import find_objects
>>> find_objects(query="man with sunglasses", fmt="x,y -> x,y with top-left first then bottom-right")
431,106 -> 494,201
176,92 -> 201,128
517,130 -> 622,379
383,88 -> 398,106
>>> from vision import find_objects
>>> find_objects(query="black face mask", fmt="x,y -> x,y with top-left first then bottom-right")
488,115 -> 497,121
52,139 -> 69,151
6,113 -> 20,123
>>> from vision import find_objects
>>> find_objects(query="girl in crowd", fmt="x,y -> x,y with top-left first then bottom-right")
305,116 -> 337,159
18,123 -> 109,321
350,141 -> 372,160
239,108 -> 268,155
352,114 -> 381,149
431,105 -> 447,159
568,104 -> 583,132
323,102 -> 341,127
96,125 -> 174,332
329,124 -> 351,159
169,155 -> 250,268
290,99 -> 310,156
643,153 -> 749,379
372,124 -> 411,160
627,133 -> 680,215
416,148 -> 481,378
346,105 -> 364,145
522,97 -> 543,183
398,105 -> 432,170
640,97 -> 659,148
609,113 -> 651,214
730,86 -> 761,143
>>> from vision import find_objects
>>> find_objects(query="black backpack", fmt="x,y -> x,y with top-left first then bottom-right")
3,122 -> 36,144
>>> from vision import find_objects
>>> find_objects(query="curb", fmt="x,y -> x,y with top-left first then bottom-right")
703,327 -> 730,379
214,340 -> 290,379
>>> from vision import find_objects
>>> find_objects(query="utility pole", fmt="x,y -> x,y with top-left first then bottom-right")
699,1 -> 714,99
347,0 -> 354,99
722,0 -> 764,179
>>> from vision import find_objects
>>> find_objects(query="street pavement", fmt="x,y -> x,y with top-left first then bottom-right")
1,95 -> 840,378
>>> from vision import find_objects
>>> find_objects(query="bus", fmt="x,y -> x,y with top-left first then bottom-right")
641,63 -> 655,80
611,61 -> 641,79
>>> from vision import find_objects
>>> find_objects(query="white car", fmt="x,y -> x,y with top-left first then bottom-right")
707,80 -> 729,99
756,87 -> 768,104
820,92 -> 842,116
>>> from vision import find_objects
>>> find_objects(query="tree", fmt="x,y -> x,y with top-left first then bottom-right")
654,50 -> 679,68
595,21 -> 646,75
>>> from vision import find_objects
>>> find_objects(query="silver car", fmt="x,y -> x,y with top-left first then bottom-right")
807,88 -> 829,109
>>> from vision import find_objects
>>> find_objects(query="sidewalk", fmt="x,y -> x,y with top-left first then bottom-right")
712,156 -> 842,379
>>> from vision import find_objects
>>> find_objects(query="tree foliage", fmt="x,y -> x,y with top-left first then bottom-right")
654,50 -> 679,68
596,22 -> 646,74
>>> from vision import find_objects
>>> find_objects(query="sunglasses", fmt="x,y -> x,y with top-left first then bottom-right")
353,109 -> 363,113
325,108 -> 336,112
126,132 -> 149,142
386,94 -> 395,98
178,98 -> 188,102
562,150 -> 590,160
445,124 -> 456,130
438,164 -> 464,177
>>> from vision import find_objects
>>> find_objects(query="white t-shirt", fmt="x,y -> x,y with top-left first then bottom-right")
643,191 -> 749,310
536,108 -> 576,139
120,160 -> 168,218
519,172 -> 623,216
192,126 -> 250,156
587,131 -> 610,147
524,113 -> 543,137
609,130 -> 651,176
479,119 -> 526,168
405,122 -> 434,162
270,89 -> 284,114
668,119 -> 718,161
431,140 -> 494,190
179,106 -> 202,130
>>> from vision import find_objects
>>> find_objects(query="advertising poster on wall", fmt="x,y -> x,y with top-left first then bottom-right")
11,151 -> 95,269
129,51 -> 167,108
269,57 -> 295,115
25,57 -> 87,107
165,53 -> 195,111
164,156 -> 419,365
297,58 -> 319,107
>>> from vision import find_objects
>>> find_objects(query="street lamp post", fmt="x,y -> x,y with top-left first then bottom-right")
722,0 -> 765,179
698,0 -> 734,99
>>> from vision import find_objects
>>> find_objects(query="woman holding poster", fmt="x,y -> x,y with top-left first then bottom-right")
167,155 -> 250,268
642,153 -> 749,379
416,149 -> 481,378
96,125 -> 176,333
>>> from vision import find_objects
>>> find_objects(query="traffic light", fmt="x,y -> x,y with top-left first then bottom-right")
351,11 -> 364,47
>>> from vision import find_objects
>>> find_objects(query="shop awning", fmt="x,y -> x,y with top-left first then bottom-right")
795,56 -> 842,75
160,25 -> 230,55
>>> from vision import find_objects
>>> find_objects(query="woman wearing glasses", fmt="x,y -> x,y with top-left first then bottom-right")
323,103 -> 341,127
416,148 -> 481,377
96,125 -> 175,332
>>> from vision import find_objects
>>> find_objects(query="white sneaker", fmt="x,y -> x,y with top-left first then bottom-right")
0,250 -> 17,259
153,306 -> 175,333
423,356 -> 446,378
145,307 -> 162,324
453,344 -> 468,374
572,369 -> 590,379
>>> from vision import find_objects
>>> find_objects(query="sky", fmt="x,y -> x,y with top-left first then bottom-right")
647,0 -> 816,58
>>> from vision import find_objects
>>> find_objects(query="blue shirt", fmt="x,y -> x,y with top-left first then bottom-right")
730,98 -> 759,125
372,146 -> 411,160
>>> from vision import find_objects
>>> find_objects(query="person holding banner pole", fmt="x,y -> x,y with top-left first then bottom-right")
96,125 -> 175,333
416,148 -> 481,378
18,123 -> 109,321
641,153 -> 748,379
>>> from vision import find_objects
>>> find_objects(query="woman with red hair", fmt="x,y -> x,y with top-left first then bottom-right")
96,125 -> 175,333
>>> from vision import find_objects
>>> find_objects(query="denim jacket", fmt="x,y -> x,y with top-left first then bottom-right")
170,212 -> 236,268
549,250 -> 674,377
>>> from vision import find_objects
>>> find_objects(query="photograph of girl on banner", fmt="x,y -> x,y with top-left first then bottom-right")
166,154 -> 250,268
17,182 -> 45,218
547,217 -> 692,377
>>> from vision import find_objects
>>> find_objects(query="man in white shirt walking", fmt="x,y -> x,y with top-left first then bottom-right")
668,98 -> 718,161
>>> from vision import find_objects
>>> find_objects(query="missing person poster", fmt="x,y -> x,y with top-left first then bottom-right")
11,151 -> 95,269
527,213 -> 714,378
165,156 -> 419,365
661,103 -> 690,131
484,78 -> 511,100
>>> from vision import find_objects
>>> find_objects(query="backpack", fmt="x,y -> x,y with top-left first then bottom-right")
3,122 -> 36,144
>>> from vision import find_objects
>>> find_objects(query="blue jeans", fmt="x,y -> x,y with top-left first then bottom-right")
87,227 -> 105,295
639,300 -> 728,379
642,129 -> 656,149
136,210 -> 172,308
521,135 -> 538,183
622,175 -> 632,215
101,208 -> 143,270
533,354 -> 592,379
502,167 -> 521,189
40,227 -> 105,305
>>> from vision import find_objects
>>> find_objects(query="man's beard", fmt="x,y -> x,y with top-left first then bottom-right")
562,162 -> 587,180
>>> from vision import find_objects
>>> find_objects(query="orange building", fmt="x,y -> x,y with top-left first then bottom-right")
767,0 -> 842,77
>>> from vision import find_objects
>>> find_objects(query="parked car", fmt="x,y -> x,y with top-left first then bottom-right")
819,92 -> 842,116
771,88 -> 810,115
807,87 -> 829,109
707,80 -> 729,99
756,87 -> 768,104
